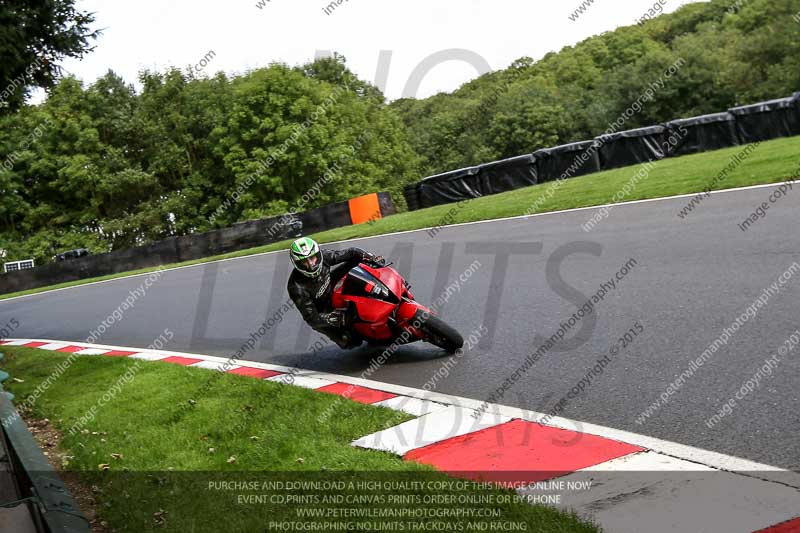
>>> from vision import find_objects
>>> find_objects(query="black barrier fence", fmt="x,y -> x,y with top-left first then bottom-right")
418,166 -> 480,209
477,154 -> 538,192
416,155 -> 537,209
534,140 -> 601,183
666,112 -> 739,157
404,93 -> 800,210
597,125 -> 668,170
403,183 -> 422,212
0,192 -> 396,295
729,96 -> 800,144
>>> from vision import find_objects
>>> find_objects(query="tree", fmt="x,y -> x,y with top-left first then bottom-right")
3,0 -> 800,263
390,0 -> 800,176
487,81 -> 571,158
0,0 -> 98,114
299,53 -> 385,102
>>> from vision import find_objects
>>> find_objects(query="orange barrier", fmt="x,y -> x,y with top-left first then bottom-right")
348,193 -> 382,225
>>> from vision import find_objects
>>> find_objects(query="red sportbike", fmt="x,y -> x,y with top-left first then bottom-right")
331,262 -> 464,354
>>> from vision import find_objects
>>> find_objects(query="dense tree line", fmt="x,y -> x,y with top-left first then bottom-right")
1,0 -> 798,264
391,0 -> 800,176
0,58 -> 419,263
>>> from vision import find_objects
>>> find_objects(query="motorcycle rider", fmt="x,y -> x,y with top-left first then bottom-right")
287,237 -> 385,349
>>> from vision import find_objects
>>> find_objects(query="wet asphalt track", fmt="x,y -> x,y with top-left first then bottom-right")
2,184 -> 799,469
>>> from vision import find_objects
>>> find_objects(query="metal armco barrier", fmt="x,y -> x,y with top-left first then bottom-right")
0,364 -> 90,533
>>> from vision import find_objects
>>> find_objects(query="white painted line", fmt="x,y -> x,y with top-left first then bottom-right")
3,178 -> 797,304
267,374 -> 334,390
10,339 -> 800,532
6,338 -> 798,489
191,360 -> 242,372
373,396 -> 448,417
577,451 -> 715,472
75,348 -> 110,356
2,339 -> 305,376
503,408 -> 789,474
352,406 -> 511,456
129,352 -> 169,361
37,343 -> 70,351
289,367 -> 799,485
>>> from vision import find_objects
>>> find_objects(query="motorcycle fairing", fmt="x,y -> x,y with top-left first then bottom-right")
332,266 -> 395,335
332,264 -> 432,342
359,264 -> 407,301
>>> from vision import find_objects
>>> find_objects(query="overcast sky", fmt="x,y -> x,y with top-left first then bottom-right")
51,0 -> 701,102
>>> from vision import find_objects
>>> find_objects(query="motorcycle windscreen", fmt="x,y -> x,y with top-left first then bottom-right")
339,266 -> 399,304
333,266 -> 396,326
361,264 -> 405,299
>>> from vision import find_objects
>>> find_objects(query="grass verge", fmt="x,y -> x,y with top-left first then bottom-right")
4,135 -> 798,302
1,347 -> 599,533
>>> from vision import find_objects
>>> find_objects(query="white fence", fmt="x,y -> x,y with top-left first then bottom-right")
4,259 -> 34,273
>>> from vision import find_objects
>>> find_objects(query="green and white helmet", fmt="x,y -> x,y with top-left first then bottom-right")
289,237 -> 324,278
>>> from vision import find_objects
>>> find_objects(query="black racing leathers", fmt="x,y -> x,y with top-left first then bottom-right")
287,247 -> 371,347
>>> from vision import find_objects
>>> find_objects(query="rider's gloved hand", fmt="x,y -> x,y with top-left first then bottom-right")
365,254 -> 386,267
321,310 -> 346,329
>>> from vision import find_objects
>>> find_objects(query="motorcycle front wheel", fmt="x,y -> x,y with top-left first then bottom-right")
415,311 -> 464,354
